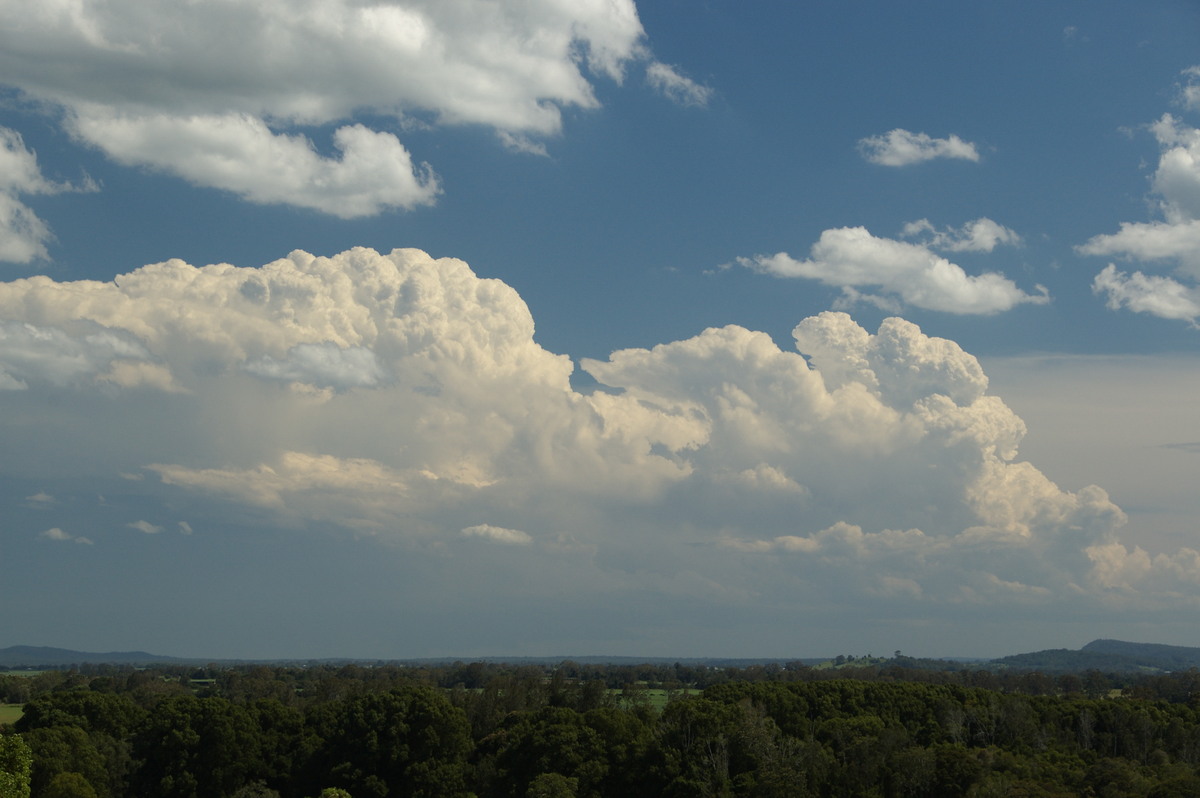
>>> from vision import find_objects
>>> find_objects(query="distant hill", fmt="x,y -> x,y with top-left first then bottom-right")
991,639 -> 1200,673
0,645 -> 183,667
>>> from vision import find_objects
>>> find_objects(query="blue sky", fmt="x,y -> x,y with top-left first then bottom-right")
2,0 -> 1200,660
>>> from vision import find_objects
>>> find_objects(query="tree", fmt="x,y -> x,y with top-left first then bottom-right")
42,772 -> 98,798
0,735 -> 32,798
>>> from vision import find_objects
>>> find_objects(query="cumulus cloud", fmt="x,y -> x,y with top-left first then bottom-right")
901,218 -> 1022,253
0,0 -> 670,218
0,126 -> 92,263
858,129 -> 980,166
462,524 -> 533,545
39,527 -> 92,545
1092,264 -> 1200,324
0,320 -> 153,390
0,246 -> 1193,624
739,226 -> 1048,314
1080,74 -> 1200,321
646,61 -> 712,107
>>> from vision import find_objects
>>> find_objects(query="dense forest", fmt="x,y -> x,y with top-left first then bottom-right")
3,659 -> 1200,797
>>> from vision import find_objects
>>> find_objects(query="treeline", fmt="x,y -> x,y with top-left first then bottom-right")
3,661 -> 1200,797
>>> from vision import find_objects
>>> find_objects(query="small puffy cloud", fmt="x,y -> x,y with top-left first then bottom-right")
0,0 -> 673,217
25,491 -> 54,506
39,527 -> 92,544
1092,264 -> 1200,324
858,129 -> 980,166
462,524 -> 533,545
1078,219 -> 1200,274
128,520 -> 162,534
739,226 -> 1048,314
646,61 -> 712,107
901,218 -> 1022,253
1079,78 -> 1200,322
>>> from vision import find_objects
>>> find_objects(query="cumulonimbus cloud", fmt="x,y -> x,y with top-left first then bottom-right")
858,129 -> 980,166
739,225 -> 1047,314
0,0 -> 706,225
0,245 -> 1192,616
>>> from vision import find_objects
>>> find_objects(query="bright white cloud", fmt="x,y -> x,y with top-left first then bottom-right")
858,129 -> 980,166
739,226 -> 1048,314
70,112 -> 440,217
901,218 -> 1022,253
462,524 -> 533,545
0,0 -> 657,217
1079,75 -> 1200,321
0,246 -> 1193,622
1092,264 -> 1200,323
645,61 -> 712,107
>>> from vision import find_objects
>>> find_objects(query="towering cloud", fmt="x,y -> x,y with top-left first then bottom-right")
1,246 -> 1192,621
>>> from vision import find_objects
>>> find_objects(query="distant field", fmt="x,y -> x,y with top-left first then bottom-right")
0,704 -> 23,725
0,669 -> 47,677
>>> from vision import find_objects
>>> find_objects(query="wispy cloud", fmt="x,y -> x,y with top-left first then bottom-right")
858,129 -> 980,166
462,524 -> 533,545
646,62 -> 713,107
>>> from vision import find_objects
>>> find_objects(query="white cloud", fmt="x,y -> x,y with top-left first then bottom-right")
0,127 -> 70,263
70,112 -> 440,217
0,0 -> 661,217
128,520 -> 162,534
245,343 -> 388,390
1,246 -> 1195,623
39,527 -> 92,545
1180,66 -> 1200,112
739,226 -> 1048,314
858,129 -> 980,166
645,61 -> 712,107
0,320 -> 153,390
900,218 -> 1022,253
1092,264 -> 1200,323
462,524 -> 533,545
1079,77 -> 1200,320
1078,219 -> 1200,274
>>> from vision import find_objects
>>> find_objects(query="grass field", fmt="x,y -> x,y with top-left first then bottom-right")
0,704 -> 23,726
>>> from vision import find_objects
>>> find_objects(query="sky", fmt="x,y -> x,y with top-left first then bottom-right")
2,0 -> 1200,661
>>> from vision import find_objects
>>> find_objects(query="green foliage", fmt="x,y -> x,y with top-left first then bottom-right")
42,772 -> 98,798
10,661 -> 1200,797
0,734 -> 32,798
